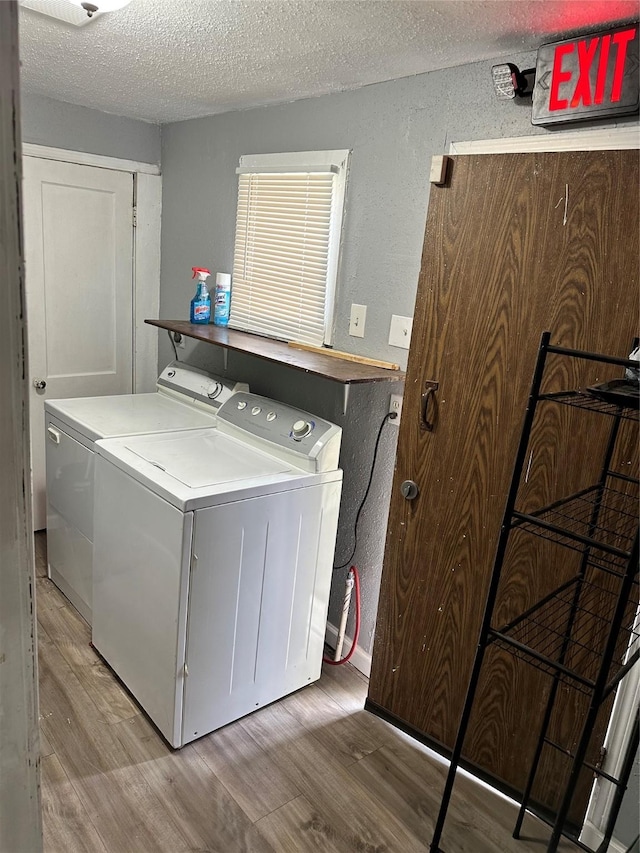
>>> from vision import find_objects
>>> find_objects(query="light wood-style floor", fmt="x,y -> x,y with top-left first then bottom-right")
35,533 -> 579,853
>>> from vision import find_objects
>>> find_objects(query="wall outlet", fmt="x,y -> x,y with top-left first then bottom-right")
349,303 -> 367,338
389,394 -> 403,423
388,314 -> 413,349
173,331 -> 185,349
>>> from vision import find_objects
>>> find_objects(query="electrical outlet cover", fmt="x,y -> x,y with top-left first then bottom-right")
389,394 -> 403,423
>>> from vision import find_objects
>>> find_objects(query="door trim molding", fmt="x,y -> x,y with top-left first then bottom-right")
23,144 -> 162,393
0,4 -> 42,849
580,821 -> 631,853
449,127 -> 640,155
133,172 -> 162,392
22,143 -> 160,175
580,622 -> 639,850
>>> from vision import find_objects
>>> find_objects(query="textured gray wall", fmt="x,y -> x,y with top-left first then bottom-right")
21,93 -> 161,164
158,49 -> 639,664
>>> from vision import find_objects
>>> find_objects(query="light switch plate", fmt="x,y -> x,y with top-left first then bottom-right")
388,314 -> 413,349
349,303 -> 367,338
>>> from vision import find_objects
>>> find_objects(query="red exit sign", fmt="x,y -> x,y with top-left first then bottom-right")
532,24 -> 639,125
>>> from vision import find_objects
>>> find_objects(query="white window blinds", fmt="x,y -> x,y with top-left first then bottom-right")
230,151 -> 349,347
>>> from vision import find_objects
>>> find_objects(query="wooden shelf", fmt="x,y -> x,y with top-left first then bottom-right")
146,320 -> 405,385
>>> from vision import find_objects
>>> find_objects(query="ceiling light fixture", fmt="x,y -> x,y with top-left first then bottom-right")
492,63 -> 535,100
19,0 -> 133,27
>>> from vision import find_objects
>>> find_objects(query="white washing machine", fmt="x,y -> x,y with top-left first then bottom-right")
92,391 -> 343,748
45,362 -> 248,623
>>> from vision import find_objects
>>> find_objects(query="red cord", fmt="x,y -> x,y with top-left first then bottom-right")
323,566 -> 361,666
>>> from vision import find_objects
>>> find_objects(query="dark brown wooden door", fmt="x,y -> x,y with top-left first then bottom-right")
368,150 -> 639,824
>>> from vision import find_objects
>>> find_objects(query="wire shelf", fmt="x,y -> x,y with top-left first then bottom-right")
512,483 -> 639,572
430,336 -> 640,853
539,390 -> 639,421
490,576 -> 639,695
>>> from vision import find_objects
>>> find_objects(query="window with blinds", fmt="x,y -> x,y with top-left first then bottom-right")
230,150 -> 349,347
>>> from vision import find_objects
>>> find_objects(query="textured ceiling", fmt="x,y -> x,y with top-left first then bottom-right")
18,0 -> 640,124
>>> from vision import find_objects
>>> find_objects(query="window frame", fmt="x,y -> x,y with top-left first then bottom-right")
233,149 -> 350,347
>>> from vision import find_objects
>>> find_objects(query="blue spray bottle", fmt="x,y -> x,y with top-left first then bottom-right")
190,267 -> 211,324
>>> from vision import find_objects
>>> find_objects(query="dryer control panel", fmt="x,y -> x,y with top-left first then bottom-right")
157,361 -> 248,411
217,392 -> 342,473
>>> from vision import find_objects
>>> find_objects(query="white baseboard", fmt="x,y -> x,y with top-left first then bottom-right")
324,621 -> 372,678
580,819 -> 628,853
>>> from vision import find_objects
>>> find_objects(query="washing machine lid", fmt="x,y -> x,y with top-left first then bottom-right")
95,427 -> 331,511
45,393 -> 218,443
124,430 -> 290,488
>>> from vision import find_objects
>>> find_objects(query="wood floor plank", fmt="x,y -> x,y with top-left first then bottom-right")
280,682 -> 389,766
317,660 -> 369,713
34,531 -> 47,577
41,753 -> 108,853
35,536 -> 583,853
255,794 -> 350,853
348,733 -> 579,853
194,715 -> 301,822
113,714 -> 275,853
240,701 -> 429,852
38,593 -> 140,725
39,727 -> 54,758
35,576 -> 67,616
38,628 -> 194,852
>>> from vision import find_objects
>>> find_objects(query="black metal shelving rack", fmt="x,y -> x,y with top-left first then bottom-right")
430,332 -> 640,853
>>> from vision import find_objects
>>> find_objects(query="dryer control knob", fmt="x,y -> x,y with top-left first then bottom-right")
292,419 -> 311,438
252,406 -> 262,415
266,412 -> 277,422
237,401 -> 247,410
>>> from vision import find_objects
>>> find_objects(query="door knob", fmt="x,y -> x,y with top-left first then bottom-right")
400,480 -> 419,500
33,379 -> 47,390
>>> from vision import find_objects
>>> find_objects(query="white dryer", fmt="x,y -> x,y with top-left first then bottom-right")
92,392 -> 343,748
45,362 -> 248,623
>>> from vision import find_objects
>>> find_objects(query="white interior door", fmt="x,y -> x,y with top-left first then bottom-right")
23,157 -> 134,530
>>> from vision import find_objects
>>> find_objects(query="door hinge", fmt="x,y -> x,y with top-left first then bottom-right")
184,663 -> 189,677
594,746 -> 607,778
191,553 -> 198,571
132,206 -> 137,227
